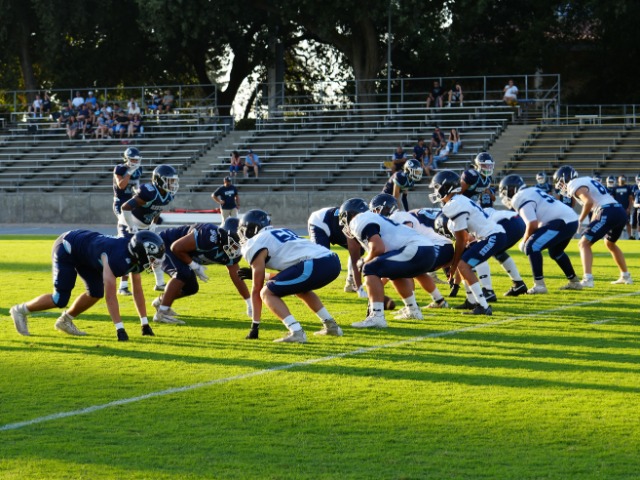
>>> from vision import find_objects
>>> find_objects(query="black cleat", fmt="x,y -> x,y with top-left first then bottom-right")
141,324 -> 155,336
246,329 -> 259,340
503,281 -> 528,297
117,328 -> 129,342
449,283 -> 460,297
454,299 -> 478,310
463,305 -> 493,315
483,288 -> 497,303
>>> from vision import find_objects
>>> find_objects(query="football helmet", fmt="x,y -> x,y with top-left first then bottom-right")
403,159 -> 423,182
369,193 -> 399,217
593,174 -> 602,184
338,198 -> 368,238
535,172 -> 546,185
217,222 -> 241,260
152,165 -> 179,195
498,174 -> 526,210
123,147 -> 142,167
618,175 -> 627,185
434,212 -> 453,239
474,152 -> 494,177
238,209 -> 271,243
553,165 -> 578,197
606,175 -> 615,188
428,170 -> 461,204
128,231 -> 165,272
635,174 -> 640,187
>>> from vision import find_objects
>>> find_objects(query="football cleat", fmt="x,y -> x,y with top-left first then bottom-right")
117,287 -> 132,296
246,328 -> 259,340
424,299 -> 449,309
428,272 -> 447,285
559,279 -> 583,290
343,279 -> 357,293
449,284 -> 460,297
393,307 -> 423,320
454,299 -> 477,310
611,274 -> 633,285
273,329 -> 307,343
54,313 -> 87,336
314,319 -> 343,336
580,277 -> 594,288
463,305 -> 493,315
503,281 -> 528,296
151,297 -> 178,317
482,288 -> 497,303
141,324 -> 155,336
9,304 -> 30,336
153,284 -> 166,292
352,314 -> 388,328
117,328 -> 129,341
526,284 -> 548,295
153,310 -> 186,325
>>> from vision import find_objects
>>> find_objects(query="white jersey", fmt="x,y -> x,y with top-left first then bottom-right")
241,227 -> 332,271
484,207 -> 518,223
349,211 -> 430,252
442,194 -> 505,239
389,211 -> 452,247
512,187 -> 578,225
567,177 -> 617,210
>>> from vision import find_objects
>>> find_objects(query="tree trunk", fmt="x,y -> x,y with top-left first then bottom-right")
15,2 -> 37,101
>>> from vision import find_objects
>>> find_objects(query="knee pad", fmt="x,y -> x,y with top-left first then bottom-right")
495,251 -> 509,263
181,276 -> 200,297
52,291 -> 70,308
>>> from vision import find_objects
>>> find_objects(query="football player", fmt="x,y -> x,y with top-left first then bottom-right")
113,147 -> 143,296
499,174 -> 582,293
152,219 -> 249,325
461,152 -> 496,208
307,206 -> 366,297
611,175 -> 634,239
121,164 -> 179,291
9,230 -> 164,341
554,165 -> 632,287
381,159 -> 423,211
339,197 -> 438,327
240,209 -> 343,343
429,170 -> 509,315
535,172 -> 553,194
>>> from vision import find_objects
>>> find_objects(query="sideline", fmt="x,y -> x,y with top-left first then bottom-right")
2,291 -> 639,432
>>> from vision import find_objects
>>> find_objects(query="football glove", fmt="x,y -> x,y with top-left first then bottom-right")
238,267 -> 252,280
189,261 -> 209,282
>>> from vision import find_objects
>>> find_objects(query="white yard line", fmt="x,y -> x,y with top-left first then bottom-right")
2,291 -> 638,432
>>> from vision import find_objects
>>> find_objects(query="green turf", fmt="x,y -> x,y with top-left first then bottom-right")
1,235 -> 639,479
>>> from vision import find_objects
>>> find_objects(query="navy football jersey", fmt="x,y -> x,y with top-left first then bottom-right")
160,223 -> 239,267
461,168 -> 493,206
382,171 -> 414,194
61,230 -> 141,276
128,183 -> 174,225
113,163 -> 143,206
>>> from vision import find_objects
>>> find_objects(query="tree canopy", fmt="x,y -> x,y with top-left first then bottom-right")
1,0 -> 638,114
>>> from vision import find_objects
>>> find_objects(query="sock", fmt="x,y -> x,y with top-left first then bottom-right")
119,280 -> 128,289
475,262 -> 493,289
584,273 -> 594,280
244,298 -> 252,307
115,322 -> 124,330
469,282 -> 489,308
315,307 -> 332,322
371,301 -> 384,315
153,267 -> 165,286
402,293 -> 417,308
622,271 -> 631,278
21,303 -> 31,314
250,321 -> 260,330
140,316 -> 149,325
283,315 -> 302,332
430,287 -> 442,301
65,311 -> 74,320
500,256 -> 522,281
159,305 -> 170,312
534,278 -> 546,287
463,281 -> 475,303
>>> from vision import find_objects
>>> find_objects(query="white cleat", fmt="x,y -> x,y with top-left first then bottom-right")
611,275 -> 633,285
151,297 -> 178,317
352,315 -> 388,329
314,319 -> 343,336
393,307 -> 423,320
153,310 -> 186,325
424,299 -> 449,309
274,329 -> 307,343
559,279 -> 583,290
9,304 -> 30,336
54,313 -> 87,336
526,285 -> 548,295
580,277 -> 594,288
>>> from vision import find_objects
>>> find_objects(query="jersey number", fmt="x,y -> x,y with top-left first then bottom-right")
271,229 -> 299,243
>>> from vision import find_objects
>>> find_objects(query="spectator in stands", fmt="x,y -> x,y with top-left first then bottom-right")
66,115 -> 80,140
212,176 -> 240,222
81,109 -> 95,140
127,98 -> 141,117
447,81 -> 464,107
229,150 -> 243,177
430,143 -> 450,171
71,91 -> 85,109
42,92 -> 52,117
55,105 -> 72,128
29,94 -> 43,118
85,91 -> 97,109
244,149 -> 261,179
127,113 -> 143,138
412,138 -> 428,175
430,126 -> 446,153
161,90 -> 174,114
391,145 -> 407,173
447,128 -> 462,154
503,79 -> 518,106
426,80 -> 445,109
94,112 -> 110,140
113,109 -> 130,141
148,92 -> 163,114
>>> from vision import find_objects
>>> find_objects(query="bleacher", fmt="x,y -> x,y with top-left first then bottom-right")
186,101 -> 518,193
0,110 -> 229,193
498,116 -> 640,184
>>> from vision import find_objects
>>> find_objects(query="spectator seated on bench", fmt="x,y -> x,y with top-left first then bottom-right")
243,149 -> 261,179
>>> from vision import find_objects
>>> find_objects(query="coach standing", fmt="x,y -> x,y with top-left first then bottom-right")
212,176 -> 240,223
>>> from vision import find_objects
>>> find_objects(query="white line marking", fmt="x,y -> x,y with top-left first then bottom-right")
2,291 -> 638,432
591,318 -> 615,324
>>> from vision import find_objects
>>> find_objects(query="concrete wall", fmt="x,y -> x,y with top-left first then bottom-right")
0,191 -> 430,226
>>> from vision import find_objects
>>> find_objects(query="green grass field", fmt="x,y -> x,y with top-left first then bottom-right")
1,235 -> 639,479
